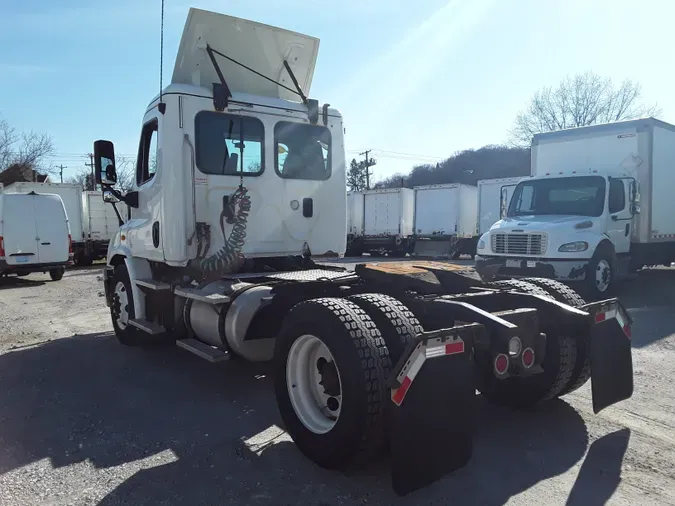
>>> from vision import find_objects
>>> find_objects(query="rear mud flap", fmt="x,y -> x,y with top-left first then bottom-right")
386,328 -> 476,496
585,301 -> 634,414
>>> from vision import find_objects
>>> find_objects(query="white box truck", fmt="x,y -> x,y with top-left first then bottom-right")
362,187 -> 415,256
412,183 -> 478,259
82,190 -> 128,264
345,191 -> 365,256
476,117 -> 675,298
476,177 -> 522,236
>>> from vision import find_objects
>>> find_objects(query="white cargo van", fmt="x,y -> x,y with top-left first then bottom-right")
0,192 -> 72,280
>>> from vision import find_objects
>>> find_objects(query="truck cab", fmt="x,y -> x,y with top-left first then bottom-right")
475,169 -> 638,297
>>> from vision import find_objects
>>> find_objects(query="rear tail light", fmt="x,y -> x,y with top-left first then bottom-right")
0,236 -> 4,259
522,348 -> 535,368
494,353 -> 509,375
68,234 -> 73,256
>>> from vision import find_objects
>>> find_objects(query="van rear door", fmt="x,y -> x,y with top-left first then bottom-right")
34,194 -> 70,264
2,194 -> 38,266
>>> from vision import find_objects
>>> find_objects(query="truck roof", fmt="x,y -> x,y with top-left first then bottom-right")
171,8 -> 319,103
532,117 -> 675,145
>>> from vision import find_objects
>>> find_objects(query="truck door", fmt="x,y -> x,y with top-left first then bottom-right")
34,195 -> 70,264
127,115 -> 164,261
606,178 -> 632,254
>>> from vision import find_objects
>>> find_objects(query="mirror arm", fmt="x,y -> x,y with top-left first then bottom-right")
111,202 -> 124,227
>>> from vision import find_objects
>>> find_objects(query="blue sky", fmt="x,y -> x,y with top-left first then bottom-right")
1,0 -> 674,183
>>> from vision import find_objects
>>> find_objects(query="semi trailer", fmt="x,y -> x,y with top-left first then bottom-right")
94,8 -> 634,496
476,118 -> 675,299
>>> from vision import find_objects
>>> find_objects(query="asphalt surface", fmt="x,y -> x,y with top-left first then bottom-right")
0,259 -> 674,505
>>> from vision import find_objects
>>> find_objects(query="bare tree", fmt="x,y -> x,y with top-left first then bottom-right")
0,116 -> 55,173
510,72 -> 661,146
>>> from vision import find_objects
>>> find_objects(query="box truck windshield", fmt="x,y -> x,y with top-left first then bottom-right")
508,176 -> 606,218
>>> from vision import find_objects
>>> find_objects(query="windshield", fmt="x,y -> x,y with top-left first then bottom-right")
275,122 -> 331,181
507,176 -> 607,217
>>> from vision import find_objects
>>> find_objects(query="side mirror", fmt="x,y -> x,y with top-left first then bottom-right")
94,140 -> 117,186
102,189 -> 120,203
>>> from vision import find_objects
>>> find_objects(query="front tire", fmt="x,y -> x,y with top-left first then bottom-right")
586,249 -> 615,299
49,267 -> 65,281
274,298 -> 392,470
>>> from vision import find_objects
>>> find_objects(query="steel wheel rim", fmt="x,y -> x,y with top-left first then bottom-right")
286,334 -> 342,434
595,259 -> 611,292
113,281 -> 130,329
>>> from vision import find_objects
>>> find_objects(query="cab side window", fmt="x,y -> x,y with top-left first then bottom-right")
137,120 -> 158,186
609,179 -> 625,214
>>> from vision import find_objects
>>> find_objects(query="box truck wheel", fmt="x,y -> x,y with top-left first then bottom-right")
521,278 -> 591,396
49,267 -> 65,281
587,245 -> 615,299
347,293 -> 421,364
478,280 -> 577,407
274,298 -> 391,470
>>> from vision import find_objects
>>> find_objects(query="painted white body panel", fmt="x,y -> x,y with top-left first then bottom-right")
413,184 -> 477,238
477,177 -> 522,235
347,191 -> 364,236
3,182 -> 84,243
363,188 -> 415,237
0,193 -> 70,266
82,191 -> 128,242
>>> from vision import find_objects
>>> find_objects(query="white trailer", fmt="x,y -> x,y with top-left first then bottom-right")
81,190 -> 127,263
476,117 -> 675,298
411,183 -> 478,259
476,177 -> 522,236
2,182 -> 85,261
90,7 -> 635,496
345,191 -> 364,256
362,187 -> 415,256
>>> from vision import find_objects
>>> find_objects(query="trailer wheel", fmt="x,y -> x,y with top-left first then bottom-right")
347,293 -> 422,364
110,264 -> 164,347
479,279 -> 578,407
521,278 -> 591,396
274,298 -> 391,470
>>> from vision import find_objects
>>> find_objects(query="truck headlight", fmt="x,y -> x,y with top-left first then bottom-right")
558,241 -> 588,252
477,239 -> 486,250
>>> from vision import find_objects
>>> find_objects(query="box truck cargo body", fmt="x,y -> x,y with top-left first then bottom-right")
477,177 -> 522,236
82,190 -> 128,262
476,117 -> 675,297
362,187 -> 415,256
412,183 -> 478,258
345,191 -> 364,256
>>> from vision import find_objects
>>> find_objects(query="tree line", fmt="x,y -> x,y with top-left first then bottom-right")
348,71 -> 660,191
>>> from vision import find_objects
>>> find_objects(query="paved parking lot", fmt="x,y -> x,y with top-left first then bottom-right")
0,259 -> 674,505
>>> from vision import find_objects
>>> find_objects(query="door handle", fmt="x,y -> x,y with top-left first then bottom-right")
41,242 -> 51,245
625,224 -> 630,237
152,221 -> 160,248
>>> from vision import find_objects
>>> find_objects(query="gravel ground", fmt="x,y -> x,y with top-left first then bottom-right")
0,261 -> 674,506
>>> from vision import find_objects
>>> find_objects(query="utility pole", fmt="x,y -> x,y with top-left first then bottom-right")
359,149 -> 376,190
85,153 -> 95,190
57,164 -> 67,183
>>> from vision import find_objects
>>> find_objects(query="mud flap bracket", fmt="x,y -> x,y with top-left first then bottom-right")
386,325 -> 478,496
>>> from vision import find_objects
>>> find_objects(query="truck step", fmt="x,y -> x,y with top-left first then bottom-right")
128,318 -> 167,335
173,286 -> 231,305
176,338 -> 230,363
135,279 -> 172,291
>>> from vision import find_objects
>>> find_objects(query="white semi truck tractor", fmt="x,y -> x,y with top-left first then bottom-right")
476,118 -> 675,299
94,8 -> 634,496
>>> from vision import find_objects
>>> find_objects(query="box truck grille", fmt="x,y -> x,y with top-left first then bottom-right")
491,233 -> 546,255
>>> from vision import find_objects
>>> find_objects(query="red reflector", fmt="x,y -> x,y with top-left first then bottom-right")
392,376 -> 412,406
494,354 -> 509,375
68,234 -> 73,254
445,341 -> 465,355
0,236 -> 4,258
595,312 -> 606,323
522,348 -> 535,368
623,324 -> 632,339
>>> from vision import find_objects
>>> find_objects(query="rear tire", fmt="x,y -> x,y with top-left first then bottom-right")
479,279 -> 577,407
347,293 -> 422,365
49,267 -> 65,281
274,298 -> 392,470
522,277 -> 591,396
